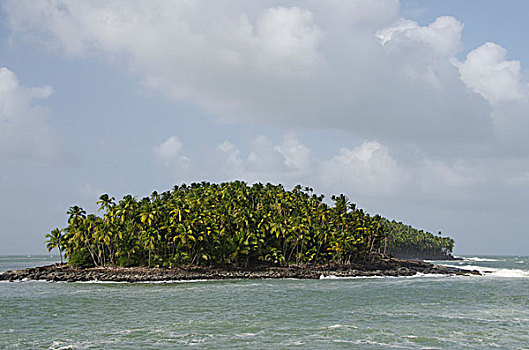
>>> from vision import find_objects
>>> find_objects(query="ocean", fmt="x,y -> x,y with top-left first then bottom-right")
1,255 -> 528,349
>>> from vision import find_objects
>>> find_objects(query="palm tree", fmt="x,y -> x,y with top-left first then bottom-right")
97,194 -> 115,212
52,181 -> 455,268
67,205 -> 86,226
45,228 -> 64,263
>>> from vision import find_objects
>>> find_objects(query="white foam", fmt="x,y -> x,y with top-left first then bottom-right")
404,273 -> 450,278
136,279 -> 209,284
464,257 -> 500,262
487,268 -> 529,278
50,341 -> 75,350
442,264 -> 529,278
319,274 -> 385,280
338,339 -> 414,348
0,279 -> 50,284
319,273 -> 450,280
236,332 -> 257,338
76,280 -> 129,284
327,324 -> 358,329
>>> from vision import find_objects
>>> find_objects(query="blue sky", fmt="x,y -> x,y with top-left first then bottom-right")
1,1 -> 528,255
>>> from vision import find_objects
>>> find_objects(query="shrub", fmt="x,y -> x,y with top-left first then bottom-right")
117,254 -> 145,267
68,248 -> 95,267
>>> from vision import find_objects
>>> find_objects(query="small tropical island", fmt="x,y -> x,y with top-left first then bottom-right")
1,181 -> 479,282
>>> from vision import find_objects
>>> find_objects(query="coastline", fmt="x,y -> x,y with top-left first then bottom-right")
0,257 -> 480,282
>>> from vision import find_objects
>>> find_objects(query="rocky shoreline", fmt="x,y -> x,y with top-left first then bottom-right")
0,257 -> 480,283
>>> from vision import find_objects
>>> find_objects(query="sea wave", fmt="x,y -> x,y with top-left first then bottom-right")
326,324 -> 358,329
137,279 -> 209,284
319,274 -> 385,280
463,257 -> 500,262
76,280 -> 129,284
443,264 -> 529,278
319,273 -> 449,280
484,268 -> 529,278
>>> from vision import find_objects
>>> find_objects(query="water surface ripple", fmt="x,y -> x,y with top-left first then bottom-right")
1,256 -> 528,349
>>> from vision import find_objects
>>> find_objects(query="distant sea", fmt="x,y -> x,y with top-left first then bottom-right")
1,255 -> 528,349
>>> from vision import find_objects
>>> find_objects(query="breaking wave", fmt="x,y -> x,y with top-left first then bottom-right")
443,264 -> 529,278
463,257 -> 500,262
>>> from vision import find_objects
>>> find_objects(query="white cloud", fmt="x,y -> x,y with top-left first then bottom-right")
5,1 -> 529,208
3,1 -> 495,147
455,42 -> 529,105
416,159 -> 476,201
246,135 -> 285,173
215,134 -> 312,183
321,141 -> 409,196
0,67 -> 57,162
211,136 -> 504,205
274,134 -> 311,172
309,0 -> 399,28
375,16 -> 466,94
452,42 -> 529,140
377,16 -> 463,56
153,135 -> 190,169
217,140 -> 244,173
3,1 -> 529,255
216,137 -> 410,198
254,6 -> 323,76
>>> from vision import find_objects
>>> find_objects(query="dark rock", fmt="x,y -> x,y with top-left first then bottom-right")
0,257 -> 484,283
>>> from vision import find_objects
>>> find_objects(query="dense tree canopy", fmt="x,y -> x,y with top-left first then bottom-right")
383,219 -> 455,260
46,181 -> 455,267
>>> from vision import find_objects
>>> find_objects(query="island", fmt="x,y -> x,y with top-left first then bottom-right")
1,181 -> 479,282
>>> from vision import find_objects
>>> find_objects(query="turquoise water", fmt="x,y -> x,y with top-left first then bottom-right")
1,256 -> 528,349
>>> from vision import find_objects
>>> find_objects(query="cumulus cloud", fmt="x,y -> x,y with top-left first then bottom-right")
453,42 -> 529,140
455,42 -> 529,105
246,136 -> 285,173
215,134 -> 313,183
5,1 -> 529,210
2,0 -> 499,148
377,16 -> 463,56
321,141 -> 409,196
254,6 -> 324,75
0,67 -> 57,162
217,140 -> 244,173
415,159 -> 476,201
154,135 -> 190,169
4,1 -> 529,255
274,134 -> 311,173
211,135 -> 496,204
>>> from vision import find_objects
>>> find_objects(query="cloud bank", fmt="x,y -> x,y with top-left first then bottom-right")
0,67 -> 57,163
4,1 -> 529,216
2,0 -> 507,147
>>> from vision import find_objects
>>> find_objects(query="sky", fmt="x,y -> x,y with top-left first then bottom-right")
1,0 -> 528,255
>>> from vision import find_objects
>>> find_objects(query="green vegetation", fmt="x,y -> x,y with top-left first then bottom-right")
45,181 -> 455,267
45,228 -> 64,264
383,219 -> 455,260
